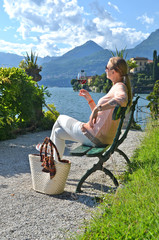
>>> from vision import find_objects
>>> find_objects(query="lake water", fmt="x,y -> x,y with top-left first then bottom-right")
44,87 -> 150,129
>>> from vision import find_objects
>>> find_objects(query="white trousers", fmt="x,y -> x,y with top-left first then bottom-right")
50,115 -> 94,160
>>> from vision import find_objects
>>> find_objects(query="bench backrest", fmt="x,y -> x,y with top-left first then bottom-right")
117,96 -> 139,147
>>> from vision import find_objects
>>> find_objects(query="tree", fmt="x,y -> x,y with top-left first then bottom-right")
152,50 -> 158,82
144,62 -> 153,77
19,50 -> 42,82
110,47 -> 128,59
126,59 -> 138,72
157,55 -> 159,78
19,50 -> 43,119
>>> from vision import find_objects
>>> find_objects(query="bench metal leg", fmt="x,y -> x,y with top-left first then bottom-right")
76,162 -> 119,193
76,164 -> 98,193
116,148 -> 131,164
102,167 -> 119,187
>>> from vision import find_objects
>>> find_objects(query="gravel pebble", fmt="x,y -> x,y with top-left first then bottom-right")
0,129 -> 144,240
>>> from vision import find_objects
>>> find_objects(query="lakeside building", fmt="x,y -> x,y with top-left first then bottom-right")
130,57 -> 153,73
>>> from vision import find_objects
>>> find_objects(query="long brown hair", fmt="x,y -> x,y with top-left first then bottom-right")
109,57 -> 132,106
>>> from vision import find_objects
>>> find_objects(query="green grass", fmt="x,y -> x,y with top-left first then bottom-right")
73,122 -> 159,240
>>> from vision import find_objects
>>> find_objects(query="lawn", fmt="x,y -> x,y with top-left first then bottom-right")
73,121 -> 159,240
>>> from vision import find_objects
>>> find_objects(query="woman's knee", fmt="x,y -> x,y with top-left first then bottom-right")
54,128 -> 61,138
57,115 -> 67,121
54,127 -> 68,140
52,115 -> 65,129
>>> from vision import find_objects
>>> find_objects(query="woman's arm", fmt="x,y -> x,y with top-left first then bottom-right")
99,98 -> 120,111
89,98 -> 120,127
79,89 -> 96,111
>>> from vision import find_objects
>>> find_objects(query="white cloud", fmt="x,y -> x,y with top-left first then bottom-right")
110,28 -> 149,49
4,0 -> 83,34
90,1 -> 114,22
2,0 -> 150,57
91,27 -> 149,51
3,0 -> 85,52
108,1 -> 120,13
0,39 -> 34,56
137,14 -> 154,25
3,26 -> 14,31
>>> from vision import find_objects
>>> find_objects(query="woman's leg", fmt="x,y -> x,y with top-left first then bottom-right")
50,115 -> 93,160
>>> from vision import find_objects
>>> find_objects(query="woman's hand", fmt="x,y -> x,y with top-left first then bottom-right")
89,107 -> 99,128
79,89 -> 92,102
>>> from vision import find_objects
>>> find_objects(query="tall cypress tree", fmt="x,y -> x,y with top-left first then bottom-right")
157,54 -> 159,79
153,50 -> 158,82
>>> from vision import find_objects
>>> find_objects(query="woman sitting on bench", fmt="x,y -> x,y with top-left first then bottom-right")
37,57 -> 132,160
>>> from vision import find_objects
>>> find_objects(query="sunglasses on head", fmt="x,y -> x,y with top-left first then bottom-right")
105,66 -> 114,71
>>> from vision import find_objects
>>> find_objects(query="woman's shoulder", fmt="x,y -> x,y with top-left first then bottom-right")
112,82 -> 128,96
115,82 -> 125,86
111,82 -> 122,88
114,82 -> 127,90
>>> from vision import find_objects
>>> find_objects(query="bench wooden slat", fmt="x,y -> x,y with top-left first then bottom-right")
71,145 -> 92,156
86,145 -> 110,157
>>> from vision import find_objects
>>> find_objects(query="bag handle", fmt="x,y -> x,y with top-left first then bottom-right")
40,137 -> 69,164
40,137 -> 53,161
39,137 -> 56,178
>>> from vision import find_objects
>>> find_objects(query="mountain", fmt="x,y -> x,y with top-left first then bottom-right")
0,29 -> 159,86
38,56 -> 58,65
61,40 -> 104,60
126,29 -> 159,59
0,52 -> 23,68
40,41 -> 111,86
0,52 -> 56,68
41,30 -> 159,86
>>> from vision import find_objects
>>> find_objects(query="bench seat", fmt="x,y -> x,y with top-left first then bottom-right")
70,145 -> 92,156
71,145 -> 110,157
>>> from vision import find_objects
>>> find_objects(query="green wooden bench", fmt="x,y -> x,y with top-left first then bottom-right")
70,96 -> 140,192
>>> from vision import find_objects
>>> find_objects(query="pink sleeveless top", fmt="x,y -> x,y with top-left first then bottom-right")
82,82 -> 128,145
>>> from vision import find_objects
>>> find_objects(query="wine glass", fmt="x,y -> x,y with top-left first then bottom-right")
77,70 -> 87,87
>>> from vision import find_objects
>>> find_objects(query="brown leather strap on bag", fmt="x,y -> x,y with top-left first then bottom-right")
40,137 -> 69,179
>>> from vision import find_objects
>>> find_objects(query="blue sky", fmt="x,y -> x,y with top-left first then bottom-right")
0,0 -> 159,57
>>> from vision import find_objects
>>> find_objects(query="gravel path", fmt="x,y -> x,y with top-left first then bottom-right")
0,130 -> 144,240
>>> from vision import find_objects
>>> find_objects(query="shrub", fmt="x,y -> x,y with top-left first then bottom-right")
0,67 -> 55,140
39,104 -> 59,130
147,80 -> 159,119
